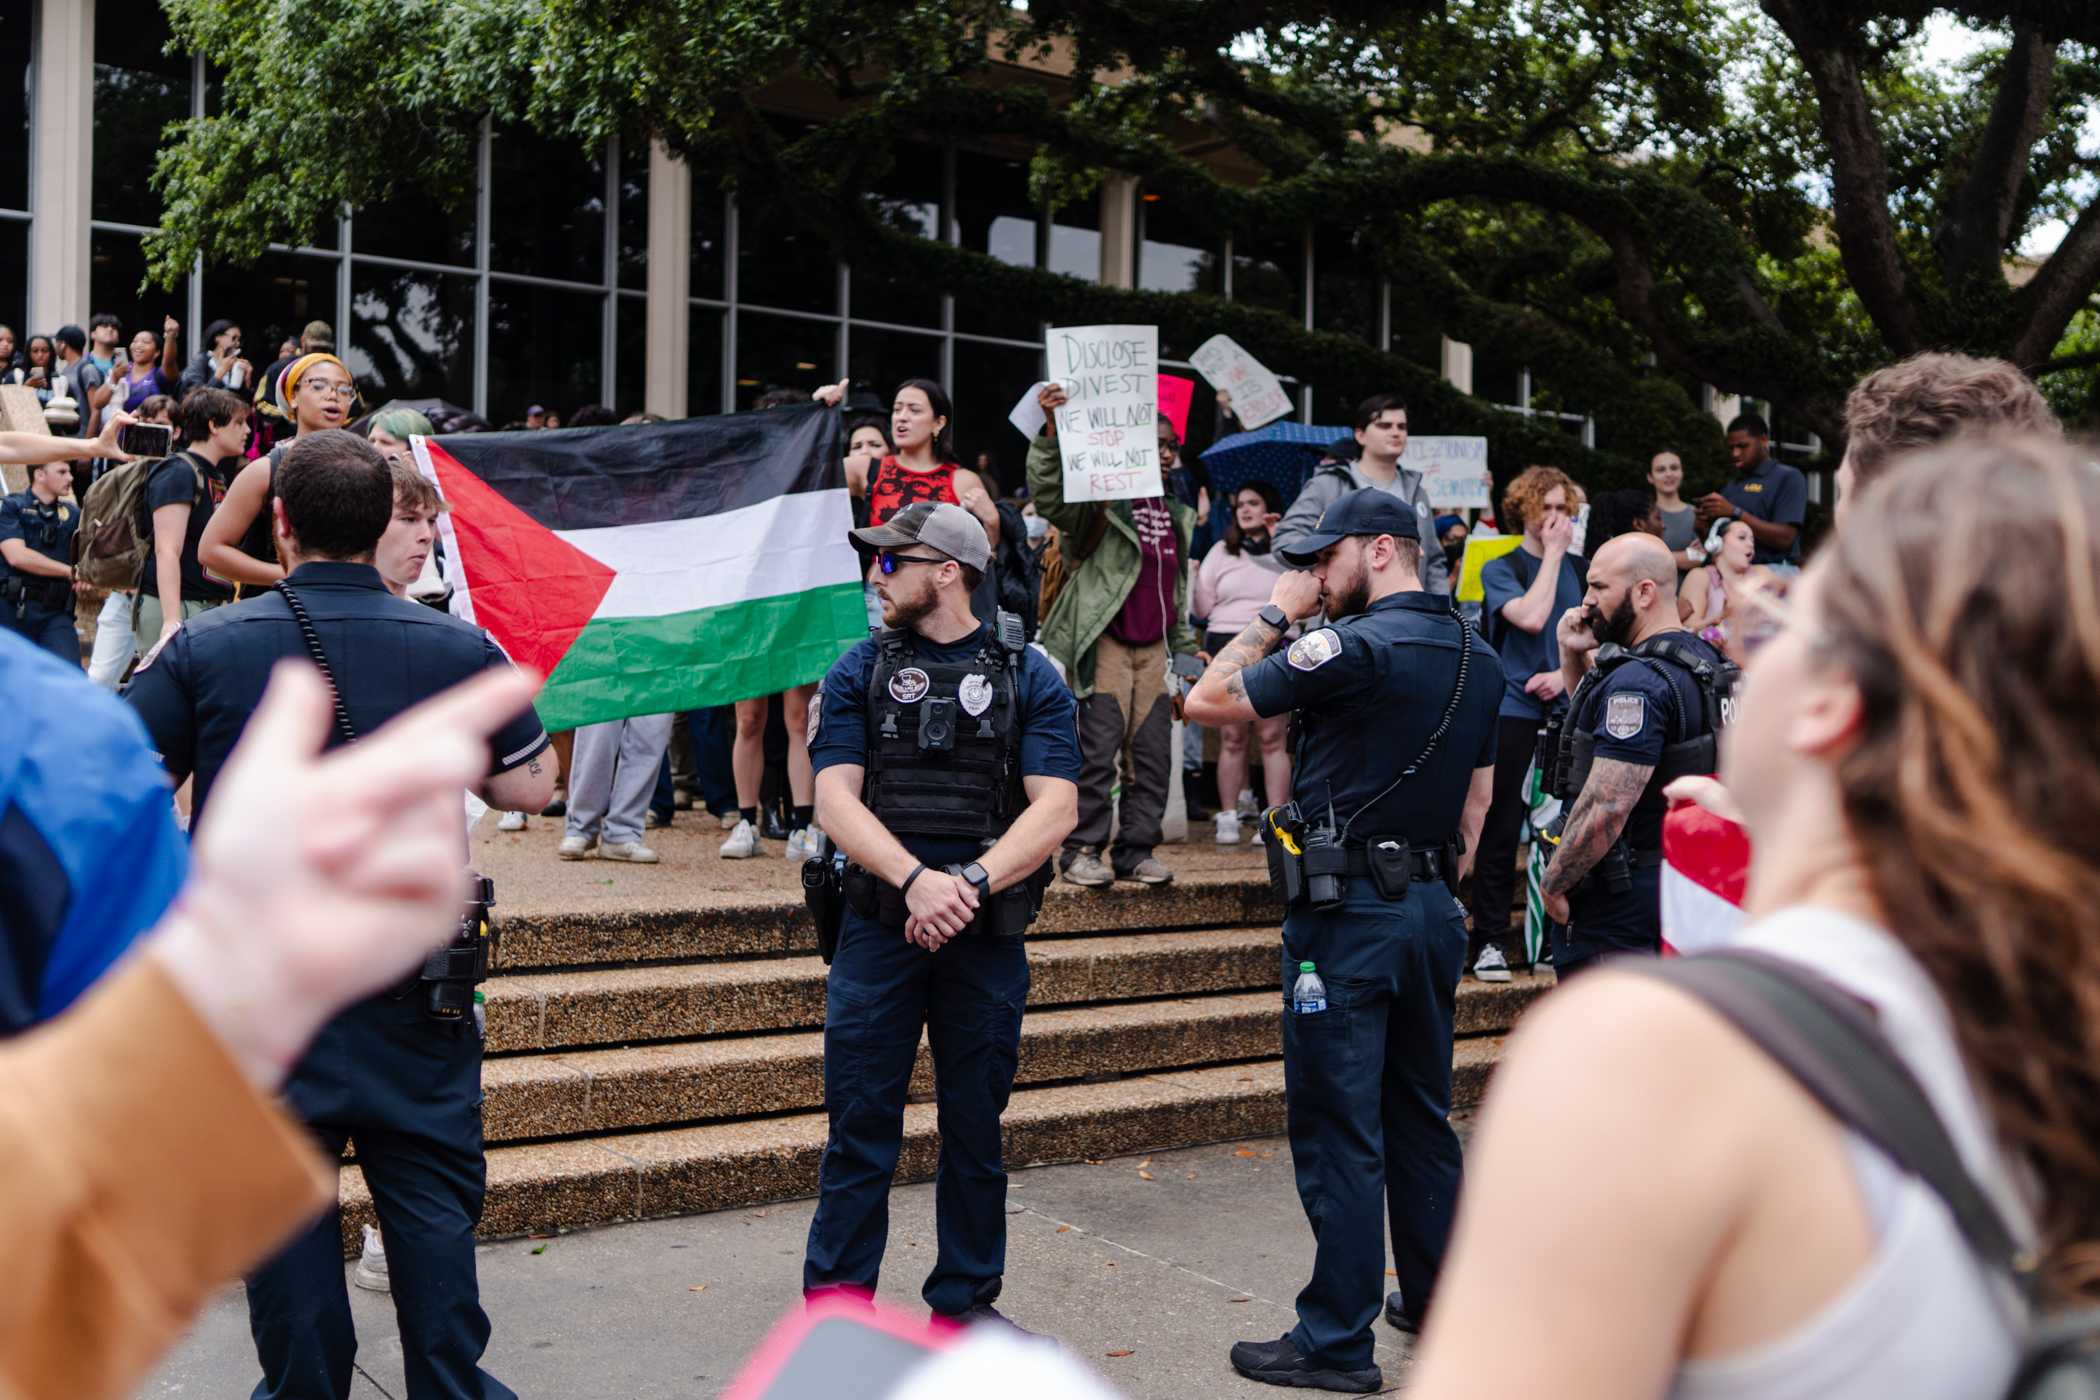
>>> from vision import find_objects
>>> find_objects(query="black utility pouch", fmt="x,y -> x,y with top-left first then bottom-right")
1262,825 -> 1304,907
1365,836 -> 1413,901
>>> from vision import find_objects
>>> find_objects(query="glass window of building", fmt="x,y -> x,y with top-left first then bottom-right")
349,263 -> 475,408
952,147 -> 1038,338
618,140 -> 650,292
1312,226 -> 1377,344
485,282 -> 605,425
850,141 -> 943,329
613,294 -> 647,418
1137,189 -> 1222,296
1045,195 -> 1099,283
1232,227 -> 1303,320
947,340 -> 1044,493
489,128 -> 607,284
845,326 -> 945,432
88,231 -> 189,348
692,176 -> 727,302
354,178 -> 477,268
197,251 -> 336,385
92,4 -> 187,226
688,307 -> 725,416
737,193 -> 839,316
1471,345 -> 1524,409
0,220 -> 24,342
0,0 -> 30,216
734,310 -> 836,409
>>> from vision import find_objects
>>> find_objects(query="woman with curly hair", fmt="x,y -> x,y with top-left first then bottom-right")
1464,464 -> 1586,981
1410,432 -> 2094,1399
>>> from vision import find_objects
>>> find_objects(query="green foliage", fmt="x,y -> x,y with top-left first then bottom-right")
144,0 -> 2100,472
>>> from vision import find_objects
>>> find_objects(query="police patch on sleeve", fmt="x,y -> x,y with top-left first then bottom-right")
1604,692 -> 1646,740
806,691 -> 823,745
1287,628 -> 1342,671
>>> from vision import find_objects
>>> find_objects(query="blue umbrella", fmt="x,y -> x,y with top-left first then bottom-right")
1198,421 -> 1356,512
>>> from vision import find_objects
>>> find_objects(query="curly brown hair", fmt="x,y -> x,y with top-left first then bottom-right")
1819,432 -> 2100,1300
1841,353 -> 2058,488
1501,465 -> 1584,535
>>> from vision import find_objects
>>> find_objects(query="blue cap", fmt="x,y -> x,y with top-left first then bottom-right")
1435,514 -> 1465,537
1278,488 -> 1420,566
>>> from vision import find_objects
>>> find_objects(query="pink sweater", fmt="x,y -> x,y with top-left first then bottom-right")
1193,540 -> 1287,633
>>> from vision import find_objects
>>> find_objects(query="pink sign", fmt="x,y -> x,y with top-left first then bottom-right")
1157,373 -> 1195,441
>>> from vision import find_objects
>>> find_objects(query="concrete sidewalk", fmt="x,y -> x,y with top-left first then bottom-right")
140,1135 -> 1423,1397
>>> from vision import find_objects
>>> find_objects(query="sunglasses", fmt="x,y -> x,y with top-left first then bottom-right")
876,551 -> 948,575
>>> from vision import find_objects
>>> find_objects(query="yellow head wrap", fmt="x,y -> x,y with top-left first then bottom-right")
278,352 -> 353,411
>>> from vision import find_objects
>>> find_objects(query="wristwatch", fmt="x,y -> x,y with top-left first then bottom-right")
1257,603 -> 1291,631
957,862 -> 993,902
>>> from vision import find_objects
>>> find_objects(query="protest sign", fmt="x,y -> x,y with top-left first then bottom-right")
1187,335 -> 1293,430
1402,436 -> 1493,509
1456,533 -> 1523,604
1158,373 -> 1195,441
1046,324 -> 1162,502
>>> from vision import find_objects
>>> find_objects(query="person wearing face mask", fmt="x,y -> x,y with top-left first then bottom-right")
1539,535 -> 1738,977
1192,481 -> 1291,844
1433,516 -> 1467,590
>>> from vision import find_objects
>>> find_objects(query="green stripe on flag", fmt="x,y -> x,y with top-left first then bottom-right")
532,582 -> 868,730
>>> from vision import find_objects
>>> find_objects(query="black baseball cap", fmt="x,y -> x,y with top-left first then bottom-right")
1277,488 -> 1420,566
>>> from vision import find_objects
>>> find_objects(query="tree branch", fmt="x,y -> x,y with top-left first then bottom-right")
1760,0 -> 1925,353
1938,22 -> 2057,282
2012,200 -> 2100,367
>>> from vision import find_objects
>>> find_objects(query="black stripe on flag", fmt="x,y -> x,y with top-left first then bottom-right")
430,402 -> 844,530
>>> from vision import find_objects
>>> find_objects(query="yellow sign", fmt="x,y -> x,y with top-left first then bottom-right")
1456,534 -> 1524,603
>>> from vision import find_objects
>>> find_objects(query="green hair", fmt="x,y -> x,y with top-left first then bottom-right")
368,404 -> 436,441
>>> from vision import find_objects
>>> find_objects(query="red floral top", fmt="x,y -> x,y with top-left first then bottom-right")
867,456 -> 960,526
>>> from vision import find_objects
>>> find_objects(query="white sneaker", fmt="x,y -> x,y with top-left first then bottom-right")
600,840 -> 659,863
1236,788 -> 1260,819
557,834 -> 597,860
1213,811 -> 1242,845
496,810 -> 527,832
719,819 -> 759,859
785,826 -> 826,861
353,1224 -> 389,1293
1472,943 -> 1513,983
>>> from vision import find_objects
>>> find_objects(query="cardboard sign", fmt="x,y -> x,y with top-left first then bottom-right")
1456,533 -> 1523,604
1403,436 -> 1492,510
1157,373 -> 1195,442
1046,324 -> 1163,502
1187,334 -> 1293,430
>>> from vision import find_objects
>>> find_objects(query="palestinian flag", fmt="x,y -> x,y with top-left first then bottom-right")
412,404 -> 864,731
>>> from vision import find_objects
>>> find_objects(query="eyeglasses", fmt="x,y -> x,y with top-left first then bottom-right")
876,552 -> 948,575
300,381 -> 357,402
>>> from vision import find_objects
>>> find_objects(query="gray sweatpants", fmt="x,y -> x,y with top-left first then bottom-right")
565,714 -> 674,845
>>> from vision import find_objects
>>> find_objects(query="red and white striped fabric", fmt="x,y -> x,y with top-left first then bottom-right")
1660,803 -> 1751,956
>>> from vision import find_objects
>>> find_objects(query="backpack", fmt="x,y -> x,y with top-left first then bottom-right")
1626,951 -> 2100,1400
992,500 -> 1041,641
72,452 -> 204,591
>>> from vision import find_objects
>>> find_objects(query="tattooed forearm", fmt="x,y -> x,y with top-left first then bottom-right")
1210,618 -> 1282,682
1542,758 -> 1652,896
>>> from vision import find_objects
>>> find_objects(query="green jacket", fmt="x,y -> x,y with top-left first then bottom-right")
1026,434 -> 1199,699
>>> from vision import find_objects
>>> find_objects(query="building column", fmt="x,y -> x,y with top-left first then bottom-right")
1708,388 -> 1741,428
645,139 -> 692,418
1098,175 -> 1138,289
30,0 -> 93,335
1440,335 -> 1473,396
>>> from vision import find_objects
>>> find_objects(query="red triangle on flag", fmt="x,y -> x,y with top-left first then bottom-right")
422,440 -> 617,680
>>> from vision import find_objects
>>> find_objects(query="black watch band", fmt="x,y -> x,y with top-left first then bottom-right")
900,862 -> 928,897
1257,604 -> 1290,632
959,862 -> 992,900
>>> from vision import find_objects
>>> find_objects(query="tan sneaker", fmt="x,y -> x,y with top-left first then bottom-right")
1120,857 -> 1174,885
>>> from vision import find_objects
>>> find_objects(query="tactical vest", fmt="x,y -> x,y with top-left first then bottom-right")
864,611 -> 1027,841
1561,633 -> 1740,857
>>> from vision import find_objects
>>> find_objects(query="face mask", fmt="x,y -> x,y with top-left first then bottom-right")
1025,513 -> 1048,542
1443,541 -> 1465,568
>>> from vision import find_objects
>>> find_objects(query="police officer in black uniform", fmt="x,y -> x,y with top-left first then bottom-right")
1186,490 -> 1503,1394
1538,532 -> 1736,975
0,457 -> 83,663
801,501 -> 1079,1327
126,429 -> 553,1400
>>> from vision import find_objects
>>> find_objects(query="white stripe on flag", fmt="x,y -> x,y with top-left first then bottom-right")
556,489 -> 860,621
1660,859 -> 1745,957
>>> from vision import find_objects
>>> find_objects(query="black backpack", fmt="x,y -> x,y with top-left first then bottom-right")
1627,951 -> 2100,1399
992,499 -> 1041,642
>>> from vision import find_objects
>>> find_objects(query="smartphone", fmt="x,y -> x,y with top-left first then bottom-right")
118,422 -> 174,458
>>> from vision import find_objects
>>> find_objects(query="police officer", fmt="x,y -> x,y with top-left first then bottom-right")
801,501 -> 1079,1327
1186,489 -> 1503,1394
1539,532 -> 1735,976
0,457 -> 84,663
125,428 -> 553,1400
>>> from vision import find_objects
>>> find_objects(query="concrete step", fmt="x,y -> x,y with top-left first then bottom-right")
345,1046 -> 1506,1247
489,869 -> 1277,972
481,977 -> 1552,1142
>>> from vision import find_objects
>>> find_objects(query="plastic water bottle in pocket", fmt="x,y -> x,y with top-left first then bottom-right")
1291,961 -> 1328,1015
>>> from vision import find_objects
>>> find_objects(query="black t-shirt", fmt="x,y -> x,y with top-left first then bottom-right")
138,451 -> 237,603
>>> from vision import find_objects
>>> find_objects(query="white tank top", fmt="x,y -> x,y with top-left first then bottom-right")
1669,906 -> 2034,1400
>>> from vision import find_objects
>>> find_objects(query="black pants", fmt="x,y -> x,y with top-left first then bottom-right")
1464,715 -> 1543,962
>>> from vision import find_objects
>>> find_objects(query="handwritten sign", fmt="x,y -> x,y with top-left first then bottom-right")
1047,324 -> 1162,502
1403,436 -> 1492,509
1187,334 -> 1293,430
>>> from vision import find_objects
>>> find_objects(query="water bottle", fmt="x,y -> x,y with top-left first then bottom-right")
1291,961 -> 1328,1015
